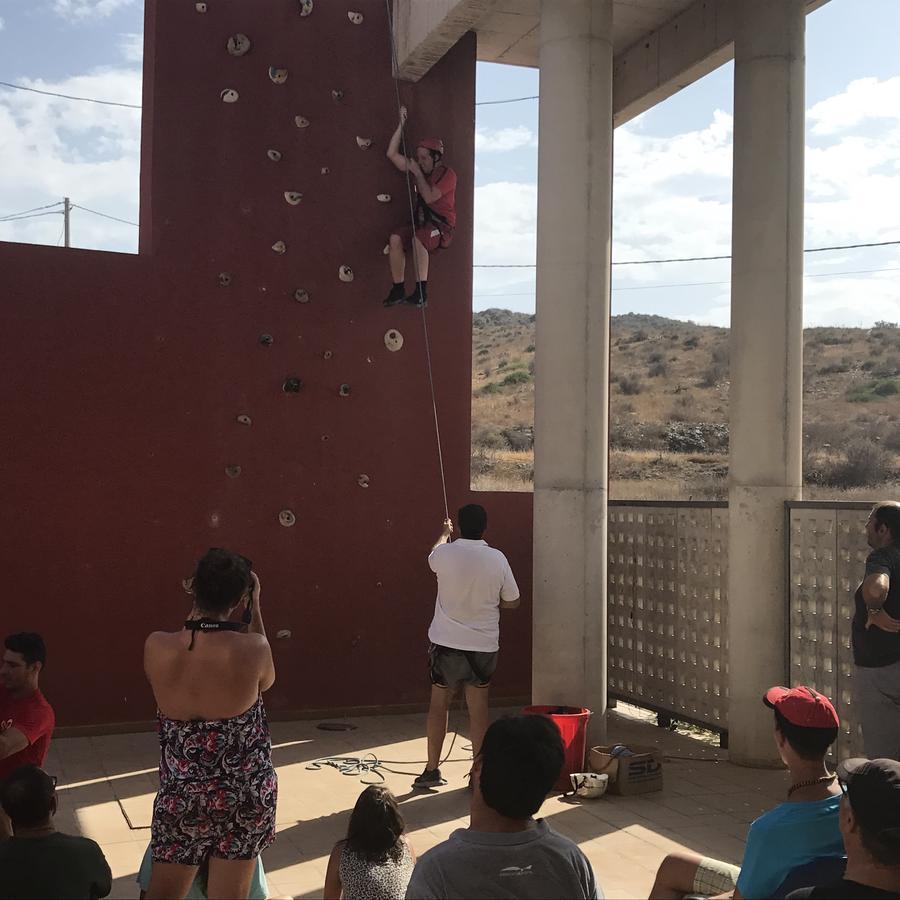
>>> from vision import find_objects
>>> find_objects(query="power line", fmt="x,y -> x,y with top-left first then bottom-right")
0,200 -> 63,221
0,80 -> 141,109
0,211 -> 63,224
476,94 -> 539,106
473,239 -> 900,269
472,265 -> 900,299
71,204 -> 138,227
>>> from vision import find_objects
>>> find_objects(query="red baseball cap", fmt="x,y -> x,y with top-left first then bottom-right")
763,685 -> 840,728
418,137 -> 444,154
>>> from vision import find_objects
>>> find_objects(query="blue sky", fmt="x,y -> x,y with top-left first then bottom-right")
1,0 -> 899,326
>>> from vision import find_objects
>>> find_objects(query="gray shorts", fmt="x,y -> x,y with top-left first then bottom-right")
854,660 -> 900,759
428,643 -> 498,689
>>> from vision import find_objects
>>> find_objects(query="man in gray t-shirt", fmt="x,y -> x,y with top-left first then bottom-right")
406,715 -> 600,899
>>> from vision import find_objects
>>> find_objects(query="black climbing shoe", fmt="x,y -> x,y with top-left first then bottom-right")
383,283 -> 406,307
403,292 -> 427,309
413,767 -> 446,789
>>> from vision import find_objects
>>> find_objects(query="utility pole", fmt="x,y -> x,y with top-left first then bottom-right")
63,197 -> 70,248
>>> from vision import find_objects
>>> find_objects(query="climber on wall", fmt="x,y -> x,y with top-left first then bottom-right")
383,106 -> 458,309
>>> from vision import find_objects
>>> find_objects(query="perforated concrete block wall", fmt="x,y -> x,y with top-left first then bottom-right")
0,0 -> 533,728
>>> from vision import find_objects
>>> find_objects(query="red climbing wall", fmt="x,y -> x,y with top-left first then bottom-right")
0,0 -> 533,729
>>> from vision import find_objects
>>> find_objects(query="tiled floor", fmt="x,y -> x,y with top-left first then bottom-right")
46,707 -> 790,899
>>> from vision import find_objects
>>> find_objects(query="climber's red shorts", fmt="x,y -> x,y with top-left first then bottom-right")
393,224 -> 444,253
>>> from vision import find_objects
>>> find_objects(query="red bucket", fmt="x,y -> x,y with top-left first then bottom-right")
524,705 -> 592,792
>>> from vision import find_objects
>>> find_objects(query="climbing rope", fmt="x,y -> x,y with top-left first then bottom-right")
306,702 -> 471,785
382,0 -> 450,523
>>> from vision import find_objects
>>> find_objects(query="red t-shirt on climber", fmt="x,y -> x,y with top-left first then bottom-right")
421,166 -> 457,227
0,685 -> 55,781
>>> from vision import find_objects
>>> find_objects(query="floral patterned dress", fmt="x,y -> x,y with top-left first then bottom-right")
150,696 -> 277,865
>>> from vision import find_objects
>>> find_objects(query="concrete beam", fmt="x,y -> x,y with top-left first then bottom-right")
393,0 -> 500,82
613,0 -> 828,126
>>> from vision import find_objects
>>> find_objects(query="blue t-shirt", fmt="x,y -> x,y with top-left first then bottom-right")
736,796 -> 843,899
136,845 -> 269,899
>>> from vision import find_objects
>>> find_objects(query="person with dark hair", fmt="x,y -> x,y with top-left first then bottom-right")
853,501 -> 900,760
787,757 -> 900,899
0,632 -> 54,840
0,764 -> 111,899
323,786 -> 415,899
650,686 -> 845,900
405,715 -> 599,899
143,549 -> 277,900
383,105 -> 457,309
414,504 -> 520,789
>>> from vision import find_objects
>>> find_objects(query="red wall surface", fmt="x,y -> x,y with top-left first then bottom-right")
0,0 -> 533,729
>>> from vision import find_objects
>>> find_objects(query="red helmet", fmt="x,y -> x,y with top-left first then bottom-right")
418,137 -> 444,155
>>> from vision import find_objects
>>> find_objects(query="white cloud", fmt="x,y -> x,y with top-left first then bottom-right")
51,0 -> 135,22
0,17 -> 6,30
118,32 -> 144,63
475,126 -> 536,153
0,67 -> 142,252
808,76 -> 900,136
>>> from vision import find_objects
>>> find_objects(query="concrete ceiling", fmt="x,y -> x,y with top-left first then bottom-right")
477,0 -> 697,68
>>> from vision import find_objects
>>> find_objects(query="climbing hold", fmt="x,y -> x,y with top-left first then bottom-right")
278,509 -> 296,527
218,272 -> 232,287
209,512 -> 221,527
320,167 -> 329,175
269,67 -> 288,85
225,465 -> 242,479
357,474 -> 370,488
226,34 -> 251,56
322,350 -> 333,360
356,136 -> 372,149
284,191 -> 303,206
236,414 -> 252,426
377,193 -> 391,203
294,115 -> 310,129
348,11 -> 363,24
221,88 -> 239,103
259,333 -> 274,346
384,329 -> 404,352
382,244 -> 390,255
267,149 -> 282,162
195,2 -> 207,11
272,240 -> 286,254
331,90 -> 344,102
294,288 -> 310,303
283,376 -> 302,393
338,265 -> 354,283
366,355 -> 374,363
321,434 -> 329,441
339,384 -> 351,397
276,629 -> 292,639
299,0 -> 313,15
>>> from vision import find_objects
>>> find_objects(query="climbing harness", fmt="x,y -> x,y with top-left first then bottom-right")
383,0 -> 450,523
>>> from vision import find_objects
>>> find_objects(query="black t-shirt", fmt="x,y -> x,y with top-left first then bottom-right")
0,832 -> 112,899
852,545 -> 900,668
788,878 -> 900,898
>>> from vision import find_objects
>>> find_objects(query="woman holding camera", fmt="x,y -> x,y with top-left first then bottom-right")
143,548 -> 277,900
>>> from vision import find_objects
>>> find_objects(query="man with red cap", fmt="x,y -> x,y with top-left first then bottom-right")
649,686 -> 845,900
788,757 -> 900,898
383,105 -> 457,309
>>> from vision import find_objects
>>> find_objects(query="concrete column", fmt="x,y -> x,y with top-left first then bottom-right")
532,0 -> 613,745
728,0 -> 806,766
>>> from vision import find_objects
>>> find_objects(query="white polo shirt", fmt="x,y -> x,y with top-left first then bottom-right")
427,538 -> 520,653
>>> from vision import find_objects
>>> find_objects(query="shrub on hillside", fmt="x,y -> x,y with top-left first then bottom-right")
502,426 -> 534,451
501,370 -> 531,387
683,336 -> 700,350
610,422 -> 667,450
820,438 -> 892,487
665,422 -> 729,453
699,362 -> 727,388
478,382 -> 502,396
618,374 -> 643,395
472,426 -> 505,449
649,361 -> 669,378
847,379 -> 900,402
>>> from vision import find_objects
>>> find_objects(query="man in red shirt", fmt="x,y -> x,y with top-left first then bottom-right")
0,633 -> 55,839
383,105 -> 458,309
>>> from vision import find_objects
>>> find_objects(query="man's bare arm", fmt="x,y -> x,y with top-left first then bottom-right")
863,572 -> 900,632
387,107 -> 409,172
431,518 -> 453,552
0,727 -> 28,761
408,161 -> 442,204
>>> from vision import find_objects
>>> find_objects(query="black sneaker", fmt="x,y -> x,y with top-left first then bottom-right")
403,292 -> 427,308
413,767 -> 446,789
383,284 -> 406,307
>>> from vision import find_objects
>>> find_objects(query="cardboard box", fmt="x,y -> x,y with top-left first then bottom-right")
589,745 -> 663,795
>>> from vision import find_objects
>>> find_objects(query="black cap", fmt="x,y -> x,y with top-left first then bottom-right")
838,758 -> 900,843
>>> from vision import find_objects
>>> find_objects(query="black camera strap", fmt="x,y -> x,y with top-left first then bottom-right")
184,618 -> 244,650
